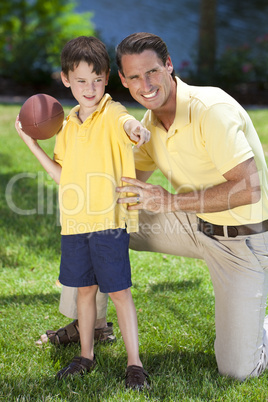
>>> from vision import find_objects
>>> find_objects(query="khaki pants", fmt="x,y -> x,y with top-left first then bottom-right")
59,210 -> 268,380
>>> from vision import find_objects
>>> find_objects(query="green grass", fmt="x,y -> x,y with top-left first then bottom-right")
1,103 -> 268,401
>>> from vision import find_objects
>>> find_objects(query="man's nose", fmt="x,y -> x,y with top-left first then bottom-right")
141,75 -> 152,92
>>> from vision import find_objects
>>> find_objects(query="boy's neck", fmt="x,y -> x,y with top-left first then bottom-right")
78,104 -> 98,123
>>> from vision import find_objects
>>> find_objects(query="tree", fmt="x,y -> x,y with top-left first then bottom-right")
197,0 -> 217,83
0,0 -> 95,84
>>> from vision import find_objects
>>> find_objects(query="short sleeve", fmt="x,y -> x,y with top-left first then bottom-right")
133,145 -> 157,171
53,121 -> 67,167
201,104 -> 254,175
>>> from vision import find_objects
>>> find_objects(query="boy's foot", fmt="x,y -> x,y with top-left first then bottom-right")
35,320 -> 116,346
125,365 -> 150,390
56,355 -> 96,380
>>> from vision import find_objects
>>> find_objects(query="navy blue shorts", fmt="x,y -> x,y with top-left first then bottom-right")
59,228 -> 132,293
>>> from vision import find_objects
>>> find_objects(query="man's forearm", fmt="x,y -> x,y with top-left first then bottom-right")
171,179 -> 260,214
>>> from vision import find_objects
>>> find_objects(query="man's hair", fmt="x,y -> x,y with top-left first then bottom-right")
61,36 -> 110,76
116,32 -> 175,78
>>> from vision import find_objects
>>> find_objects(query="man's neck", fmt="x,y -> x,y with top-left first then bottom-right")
153,79 -> 177,132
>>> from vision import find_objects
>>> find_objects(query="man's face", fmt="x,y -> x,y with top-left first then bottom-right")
118,50 -> 174,111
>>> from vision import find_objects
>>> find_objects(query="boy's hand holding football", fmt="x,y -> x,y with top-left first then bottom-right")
15,115 -> 38,149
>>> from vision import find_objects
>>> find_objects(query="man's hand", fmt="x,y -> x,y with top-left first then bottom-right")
116,177 -> 175,213
117,159 -> 261,215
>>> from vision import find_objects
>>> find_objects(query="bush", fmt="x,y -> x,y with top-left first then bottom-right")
0,0 -> 95,85
213,33 -> 268,90
178,33 -> 268,93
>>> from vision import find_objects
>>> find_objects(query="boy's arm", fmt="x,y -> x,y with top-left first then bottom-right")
15,116 -> 62,184
123,119 -> 150,148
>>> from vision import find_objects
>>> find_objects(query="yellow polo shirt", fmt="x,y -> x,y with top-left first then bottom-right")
54,93 -> 138,235
134,77 -> 268,225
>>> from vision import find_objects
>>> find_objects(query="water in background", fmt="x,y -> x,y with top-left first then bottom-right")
76,0 -> 267,73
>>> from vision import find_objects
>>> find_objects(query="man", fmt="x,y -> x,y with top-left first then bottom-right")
41,32 -> 268,381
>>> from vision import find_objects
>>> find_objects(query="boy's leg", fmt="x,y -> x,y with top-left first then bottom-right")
60,285 -> 108,328
56,285 -> 98,379
37,287 -> 113,345
77,285 -> 98,360
109,287 -> 149,389
109,288 -> 141,367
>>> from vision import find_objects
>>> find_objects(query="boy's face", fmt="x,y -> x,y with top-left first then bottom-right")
61,61 -> 109,117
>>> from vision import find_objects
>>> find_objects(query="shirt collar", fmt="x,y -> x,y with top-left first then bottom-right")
66,93 -> 112,124
174,76 -> 191,130
148,77 -> 191,132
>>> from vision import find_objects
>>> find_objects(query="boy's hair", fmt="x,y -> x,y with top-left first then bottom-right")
61,36 -> 110,76
116,32 -> 175,78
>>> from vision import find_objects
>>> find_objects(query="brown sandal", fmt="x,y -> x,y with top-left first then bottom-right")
125,365 -> 150,390
45,320 -> 116,346
56,355 -> 96,380
94,322 -> 116,343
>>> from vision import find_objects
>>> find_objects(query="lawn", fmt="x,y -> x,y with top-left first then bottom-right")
0,103 -> 268,401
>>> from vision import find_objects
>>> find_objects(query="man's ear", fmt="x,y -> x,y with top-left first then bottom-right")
61,71 -> 71,88
166,56 -> 174,75
118,70 -> 128,88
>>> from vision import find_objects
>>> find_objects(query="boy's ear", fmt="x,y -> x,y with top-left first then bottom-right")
61,71 -> 71,88
105,70 -> 110,86
118,71 -> 128,88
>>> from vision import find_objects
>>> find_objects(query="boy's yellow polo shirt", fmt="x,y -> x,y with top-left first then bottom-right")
134,77 -> 268,226
54,94 -> 138,235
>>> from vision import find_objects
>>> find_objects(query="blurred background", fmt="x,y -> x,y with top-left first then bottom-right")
0,0 -> 267,104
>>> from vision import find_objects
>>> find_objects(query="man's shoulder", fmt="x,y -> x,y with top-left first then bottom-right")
175,77 -> 237,109
188,85 -> 238,109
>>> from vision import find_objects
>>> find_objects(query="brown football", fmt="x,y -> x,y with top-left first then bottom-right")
19,94 -> 64,140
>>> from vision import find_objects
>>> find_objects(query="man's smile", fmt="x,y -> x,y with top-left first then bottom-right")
142,89 -> 158,99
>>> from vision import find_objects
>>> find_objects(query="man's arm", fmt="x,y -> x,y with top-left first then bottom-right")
117,157 -> 261,213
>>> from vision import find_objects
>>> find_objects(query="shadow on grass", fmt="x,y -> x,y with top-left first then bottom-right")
0,292 -> 60,306
0,348 -> 236,401
0,171 -> 61,267
147,279 -> 202,292
0,153 -> 13,169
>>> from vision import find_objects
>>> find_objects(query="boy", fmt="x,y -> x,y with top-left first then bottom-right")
15,36 -> 150,389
